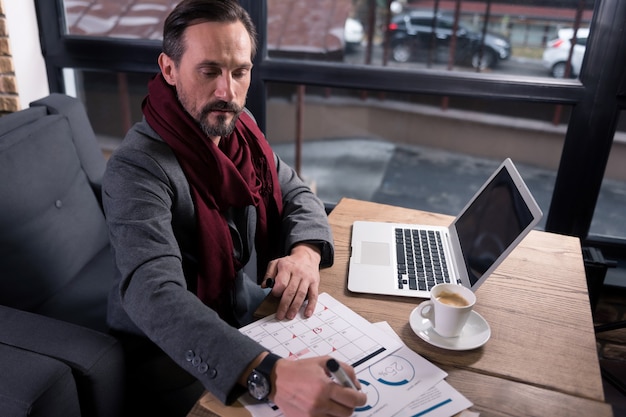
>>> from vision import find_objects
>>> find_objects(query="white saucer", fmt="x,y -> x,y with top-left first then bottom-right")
409,308 -> 491,351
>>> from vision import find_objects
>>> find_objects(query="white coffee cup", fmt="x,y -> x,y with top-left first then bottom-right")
416,283 -> 476,338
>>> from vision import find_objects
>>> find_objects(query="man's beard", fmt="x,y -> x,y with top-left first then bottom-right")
197,100 -> 243,138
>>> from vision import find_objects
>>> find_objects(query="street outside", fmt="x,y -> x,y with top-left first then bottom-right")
343,43 -> 555,79
273,138 -> 626,241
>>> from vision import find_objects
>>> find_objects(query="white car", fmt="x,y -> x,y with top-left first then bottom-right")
542,27 -> 589,78
344,17 -> 364,52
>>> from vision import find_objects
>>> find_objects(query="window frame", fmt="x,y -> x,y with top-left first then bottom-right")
34,0 -> 626,247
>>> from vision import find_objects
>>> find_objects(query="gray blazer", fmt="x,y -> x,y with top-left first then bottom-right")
102,119 -> 333,403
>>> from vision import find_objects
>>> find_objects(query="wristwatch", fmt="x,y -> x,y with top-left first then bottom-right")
247,353 -> 281,401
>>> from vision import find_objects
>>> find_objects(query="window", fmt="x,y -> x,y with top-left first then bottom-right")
36,0 -> 626,247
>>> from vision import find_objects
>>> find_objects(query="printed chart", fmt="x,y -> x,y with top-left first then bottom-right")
351,345 -> 451,416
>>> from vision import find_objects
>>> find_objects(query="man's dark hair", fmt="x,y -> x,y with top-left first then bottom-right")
163,0 -> 258,64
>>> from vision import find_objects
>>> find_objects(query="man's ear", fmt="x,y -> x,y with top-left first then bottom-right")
158,53 -> 176,86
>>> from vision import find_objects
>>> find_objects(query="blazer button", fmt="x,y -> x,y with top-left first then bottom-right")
198,363 -> 208,374
192,356 -> 202,367
185,350 -> 195,362
208,368 -> 218,379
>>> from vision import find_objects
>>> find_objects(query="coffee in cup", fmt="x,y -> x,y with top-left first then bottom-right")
416,283 -> 476,338
436,291 -> 470,307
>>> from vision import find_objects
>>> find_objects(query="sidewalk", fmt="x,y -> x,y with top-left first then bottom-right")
272,139 -> 552,223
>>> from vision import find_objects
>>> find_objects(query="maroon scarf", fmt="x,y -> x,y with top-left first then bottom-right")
142,73 -> 283,320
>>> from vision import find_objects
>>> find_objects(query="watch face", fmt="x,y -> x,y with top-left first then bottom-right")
247,369 -> 271,400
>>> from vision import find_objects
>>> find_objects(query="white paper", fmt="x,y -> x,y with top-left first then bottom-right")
350,344 -> 448,417
392,380 -> 473,417
239,293 -> 402,372
238,295 -> 472,417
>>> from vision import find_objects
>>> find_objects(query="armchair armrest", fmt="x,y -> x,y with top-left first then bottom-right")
0,343 -> 81,417
0,305 -> 125,417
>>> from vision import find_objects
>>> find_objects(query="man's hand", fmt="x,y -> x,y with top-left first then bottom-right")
272,356 -> 367,417
263,243 -> 322,320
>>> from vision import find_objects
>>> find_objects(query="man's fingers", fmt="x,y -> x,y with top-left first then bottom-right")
264,260 -> 277,280
276,277 -> 310,320
303,289 -> 318,318
267,252 -> 321,320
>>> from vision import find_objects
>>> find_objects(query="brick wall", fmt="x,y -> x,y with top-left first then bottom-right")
0,0 -> 19,116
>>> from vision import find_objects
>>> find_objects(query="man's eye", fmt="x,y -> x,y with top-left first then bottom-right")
233,69 -> 249,79
201,69 -> 220,78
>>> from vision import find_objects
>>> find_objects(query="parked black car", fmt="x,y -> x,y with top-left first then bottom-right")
388,10 -> 511,69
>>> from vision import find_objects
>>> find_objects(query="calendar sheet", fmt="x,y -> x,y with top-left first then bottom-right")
239,292 -> 402,372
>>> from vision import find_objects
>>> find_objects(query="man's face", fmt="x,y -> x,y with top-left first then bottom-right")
159,21 -> 253,143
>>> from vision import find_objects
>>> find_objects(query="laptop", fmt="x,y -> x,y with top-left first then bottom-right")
347,158 -> 543,298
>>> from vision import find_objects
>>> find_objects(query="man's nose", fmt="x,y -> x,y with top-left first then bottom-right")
214,74 -> 234,101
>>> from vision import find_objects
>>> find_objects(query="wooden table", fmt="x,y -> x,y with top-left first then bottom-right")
189,198 -> 613,417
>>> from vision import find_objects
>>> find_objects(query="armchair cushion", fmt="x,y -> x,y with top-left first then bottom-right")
0,100 -> 112,331
30,94 -> 106,204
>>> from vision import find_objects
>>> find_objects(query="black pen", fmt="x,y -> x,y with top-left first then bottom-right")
264,277 -> 274,288
326,358 -> 358,390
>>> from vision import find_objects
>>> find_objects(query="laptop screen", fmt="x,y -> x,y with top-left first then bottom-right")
455,167 -> 535,286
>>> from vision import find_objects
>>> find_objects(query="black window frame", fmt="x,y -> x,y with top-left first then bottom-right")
34,0 -> 626,251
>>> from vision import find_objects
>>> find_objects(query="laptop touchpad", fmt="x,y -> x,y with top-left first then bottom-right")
358,241 -> 391,266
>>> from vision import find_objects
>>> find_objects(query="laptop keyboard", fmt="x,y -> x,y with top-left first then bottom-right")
395,228 -> 450,291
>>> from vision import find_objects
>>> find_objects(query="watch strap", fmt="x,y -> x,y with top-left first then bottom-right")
255,352 -> 281,377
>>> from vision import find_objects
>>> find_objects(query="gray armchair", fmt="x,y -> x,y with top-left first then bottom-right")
0,94 -> 124,417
